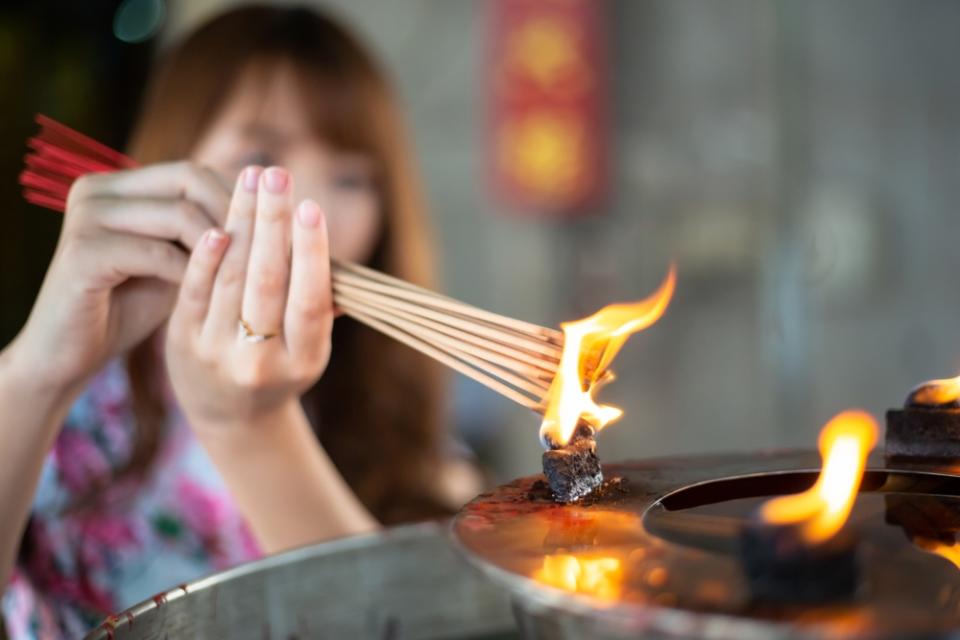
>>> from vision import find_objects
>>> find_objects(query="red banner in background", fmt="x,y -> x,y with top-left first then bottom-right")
488,0 -> 608,215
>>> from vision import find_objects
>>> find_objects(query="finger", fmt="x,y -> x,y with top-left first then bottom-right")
92,196 -> 214,250
205,166 -> 261,336
81,161 -> 230,225
285,200 -> 333,361
171,228 -> 231,336
241,166 -> 292,338
74,233 -> 189,287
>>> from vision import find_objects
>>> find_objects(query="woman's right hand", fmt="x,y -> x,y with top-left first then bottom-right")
8,161 -> 230,395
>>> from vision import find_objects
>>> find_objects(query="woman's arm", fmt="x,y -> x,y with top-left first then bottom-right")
194,400 -> 377,552
0,344 -> 78,588
0,161 -> 228,588
165,166 -> 379,553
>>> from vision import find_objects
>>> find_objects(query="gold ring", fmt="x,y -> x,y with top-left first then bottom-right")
238,318 -> 278,343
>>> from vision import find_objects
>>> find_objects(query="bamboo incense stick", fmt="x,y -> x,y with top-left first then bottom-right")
336,294 -> 553,394
337,296 -> 554,385
334,261 -> 564,345
20,115 -> 561,414
331,280 -> 562,362
339,305 -> 545,411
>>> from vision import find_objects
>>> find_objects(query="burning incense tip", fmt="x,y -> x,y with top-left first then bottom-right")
538,265 -> 675,451
739,410 -> 878,604
536,266 -> 675,503
542,423 -> 603,503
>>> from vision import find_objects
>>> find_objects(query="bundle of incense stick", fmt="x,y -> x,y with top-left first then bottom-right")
20,115 -> 562,412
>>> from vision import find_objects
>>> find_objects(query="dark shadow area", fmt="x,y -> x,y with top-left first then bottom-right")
0,1 -> 153,348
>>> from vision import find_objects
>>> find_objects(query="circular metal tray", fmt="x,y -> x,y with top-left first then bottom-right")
452,451 -> 960,639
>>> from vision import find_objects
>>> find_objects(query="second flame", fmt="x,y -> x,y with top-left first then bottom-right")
906,375 -> 960,407
761,410 -> 878,544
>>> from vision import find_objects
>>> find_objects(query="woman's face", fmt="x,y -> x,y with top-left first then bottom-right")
192,61 -> 382,264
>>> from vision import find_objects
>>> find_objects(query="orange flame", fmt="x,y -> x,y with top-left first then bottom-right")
532,554 -> 623,600
760,410 -> 878,544
907,375 -> 960,406
914,537 -> 960,570
539,265 -> 676,448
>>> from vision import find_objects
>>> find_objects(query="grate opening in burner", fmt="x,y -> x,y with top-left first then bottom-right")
657,469 -> 960,511
646,470 -> 960,557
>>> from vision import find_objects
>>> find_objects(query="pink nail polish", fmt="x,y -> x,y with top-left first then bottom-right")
263,167 -> 288,194
297,200 -> 323,228
206,228 -> 228,248
242,166 -> 262,192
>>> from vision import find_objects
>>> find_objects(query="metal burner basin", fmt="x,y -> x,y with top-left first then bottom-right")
452,452 -> 960,639
83,522 -> 515,639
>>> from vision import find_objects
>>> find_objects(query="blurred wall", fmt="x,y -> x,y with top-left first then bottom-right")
277,0 -> 960,482
9,0 -> 960,483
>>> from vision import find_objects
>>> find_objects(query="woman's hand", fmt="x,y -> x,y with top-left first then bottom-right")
0,161 -> 228,588
165,167 -> 374,550
9,162 -> 229,395
165,166 -> 335,430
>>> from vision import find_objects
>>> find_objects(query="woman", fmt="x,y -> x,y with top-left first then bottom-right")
0,6 -> 466,637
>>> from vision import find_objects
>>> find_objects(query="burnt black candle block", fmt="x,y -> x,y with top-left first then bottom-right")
885,408 -> 960,459
739,519 -> 860,605
542,424 -> 603,503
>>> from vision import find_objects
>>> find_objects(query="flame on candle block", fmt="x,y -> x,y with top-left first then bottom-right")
760,410 -> 878,544
539,266 -> 675,449
906,375 -> 960,408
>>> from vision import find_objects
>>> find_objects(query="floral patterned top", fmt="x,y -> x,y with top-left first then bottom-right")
1,359 -> 262,639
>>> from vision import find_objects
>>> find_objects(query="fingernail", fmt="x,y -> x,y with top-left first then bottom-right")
205,228 -> 228,249
242,166 -> 262,192
263,167 -> 288,194
297,199 -> 323,228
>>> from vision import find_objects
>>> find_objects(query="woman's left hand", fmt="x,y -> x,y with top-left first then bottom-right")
165,165 -> 335,430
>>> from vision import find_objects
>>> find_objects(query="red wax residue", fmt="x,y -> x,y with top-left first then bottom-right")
149,583 -> 186,610
99,614 -> 119,640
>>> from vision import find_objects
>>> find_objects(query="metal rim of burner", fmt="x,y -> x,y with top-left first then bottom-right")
82,523 -> 516,640
451,453 -> 960,640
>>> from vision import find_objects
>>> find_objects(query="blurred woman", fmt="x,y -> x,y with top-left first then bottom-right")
0,6 -> 469,637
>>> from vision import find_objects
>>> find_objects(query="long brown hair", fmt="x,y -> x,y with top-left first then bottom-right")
123,6 -> 447,524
